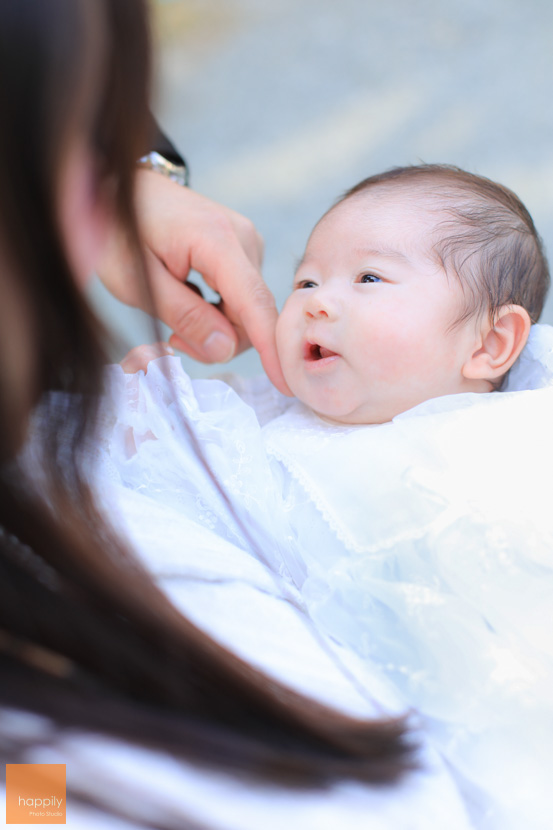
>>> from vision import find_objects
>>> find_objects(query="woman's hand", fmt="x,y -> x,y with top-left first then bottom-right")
98,171 -> 291,394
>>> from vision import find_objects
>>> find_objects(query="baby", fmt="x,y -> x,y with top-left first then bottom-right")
109,165 -> 553,830
275,164 -> 548,424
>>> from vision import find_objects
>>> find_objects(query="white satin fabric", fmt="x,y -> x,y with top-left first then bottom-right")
95,324 -> 553,830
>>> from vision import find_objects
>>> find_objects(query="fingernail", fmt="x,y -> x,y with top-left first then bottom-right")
203,332 -> 235,363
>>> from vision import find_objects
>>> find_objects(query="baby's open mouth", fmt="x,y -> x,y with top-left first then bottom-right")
304,342 -> 339,361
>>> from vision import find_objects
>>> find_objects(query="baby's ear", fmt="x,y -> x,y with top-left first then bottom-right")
462,305 -> 531,382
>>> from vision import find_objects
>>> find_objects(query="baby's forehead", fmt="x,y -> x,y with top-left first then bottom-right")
308,185 -> 448,255
339,182 -> 448,221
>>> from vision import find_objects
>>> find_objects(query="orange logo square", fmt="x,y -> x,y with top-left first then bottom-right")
6,764 -> 66,824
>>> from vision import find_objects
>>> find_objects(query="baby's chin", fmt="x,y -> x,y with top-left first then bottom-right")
301,398 -> 387,426
296,389 -> 414,425
315,411 -> 393,426
311,409 -> 365,426
284,376 -> 394,425
307,387 -> 490,425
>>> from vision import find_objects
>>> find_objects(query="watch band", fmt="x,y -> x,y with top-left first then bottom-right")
138,150 -> 189,187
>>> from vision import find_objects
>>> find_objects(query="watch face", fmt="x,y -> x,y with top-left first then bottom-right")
138,151 -> 189,186
166,165 -> 188,186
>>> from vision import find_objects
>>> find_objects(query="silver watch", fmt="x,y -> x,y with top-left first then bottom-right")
138,150 -> 189,187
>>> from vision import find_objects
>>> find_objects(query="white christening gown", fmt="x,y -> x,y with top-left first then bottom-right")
96,324 -> 553,830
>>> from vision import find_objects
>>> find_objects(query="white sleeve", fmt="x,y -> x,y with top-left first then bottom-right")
95,357 -> 306,585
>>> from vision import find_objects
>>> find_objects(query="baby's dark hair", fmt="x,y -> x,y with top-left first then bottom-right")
341,164 -> 550,325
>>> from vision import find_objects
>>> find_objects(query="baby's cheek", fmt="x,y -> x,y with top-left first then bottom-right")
359,326 -> 416,381
275,306 -> 294,361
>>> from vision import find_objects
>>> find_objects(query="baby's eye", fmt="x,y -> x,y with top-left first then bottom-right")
295,279 -> 318,289
360,273 -> 382,284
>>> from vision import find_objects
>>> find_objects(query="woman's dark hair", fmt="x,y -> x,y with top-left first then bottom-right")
0,0 -> 409,818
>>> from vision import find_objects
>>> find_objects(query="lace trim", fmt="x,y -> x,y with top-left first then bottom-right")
266,443 -> 457,555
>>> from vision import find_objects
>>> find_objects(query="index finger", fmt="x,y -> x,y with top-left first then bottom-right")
190,236 -> 291,394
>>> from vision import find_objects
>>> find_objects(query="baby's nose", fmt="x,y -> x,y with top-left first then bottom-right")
305,306 -> 328,319
304,288 -> 338,320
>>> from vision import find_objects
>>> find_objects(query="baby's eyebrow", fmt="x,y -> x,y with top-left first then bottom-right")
354,247 -> 412,263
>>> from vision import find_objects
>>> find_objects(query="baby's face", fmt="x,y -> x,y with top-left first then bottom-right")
276,190 -> 483,424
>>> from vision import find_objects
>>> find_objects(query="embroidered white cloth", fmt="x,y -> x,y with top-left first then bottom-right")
96,324 -> 553,830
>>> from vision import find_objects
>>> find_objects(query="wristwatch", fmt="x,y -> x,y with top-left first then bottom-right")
138,150 -> 189,187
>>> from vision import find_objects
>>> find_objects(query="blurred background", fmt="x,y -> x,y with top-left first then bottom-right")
89,0 -> 553,377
